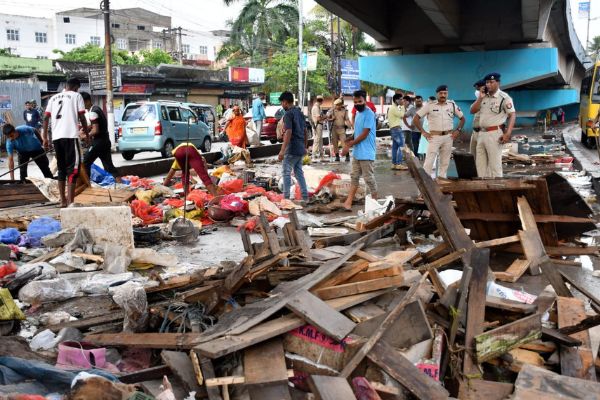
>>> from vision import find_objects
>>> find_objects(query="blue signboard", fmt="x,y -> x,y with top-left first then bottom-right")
340,59 -> 360,94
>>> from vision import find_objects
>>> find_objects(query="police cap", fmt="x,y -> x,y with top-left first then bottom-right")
473,79 -> 486,88
484,72 -> 501,81
435,85 -> 448,93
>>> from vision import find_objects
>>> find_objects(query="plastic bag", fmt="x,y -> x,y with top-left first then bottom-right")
30,329 -> 57,351
18,278 -> 77,304
219,178 -> 244,194
163,198 -> 184,208
110,281 -> 148,333
187,189 -> 213,208
314,171 -> 341,194
130,200 -> 163,225
103,243 -> 131,274
129,248 -> 177,267
265,191 -> 284,203
81,272 -> 135,295
90,164 -> 116,186
220,194 -> 248,213
0,228 -> 20,244
244,185 -> 267,196
27,217 -> 62,246
0,261 -> 17,278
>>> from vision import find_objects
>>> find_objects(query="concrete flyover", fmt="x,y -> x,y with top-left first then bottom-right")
316,0 -> 592,129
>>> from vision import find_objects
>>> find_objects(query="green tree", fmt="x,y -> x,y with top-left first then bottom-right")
589,35 -> 600,60
220,0 -> 298,64
138,48 -> 176,66
53,44 -> 140,65
263,38 -> 330,96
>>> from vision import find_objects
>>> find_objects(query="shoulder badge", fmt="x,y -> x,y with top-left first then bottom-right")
506,102 -> 513,109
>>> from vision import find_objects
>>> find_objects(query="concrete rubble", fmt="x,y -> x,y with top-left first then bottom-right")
0,129 -> 599,399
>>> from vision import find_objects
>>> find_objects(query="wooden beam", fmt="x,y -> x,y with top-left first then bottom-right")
314,274 -> 405,301
504,244 -> 600,256
457,212 -> 594,224
474,313 -> 542,363
439,180 -> 536,193
513,364 -> 600,398
205,371 -> 294,387
45,311 -> 124,333
557,296 -> 597,380
195,291 -> 387,359
308,375 -> 357,400
558,314 -> 600,335
457,379 -> 514,400
541,327 -> 582,347
494,259 -> 530,283
86,333 -> 202,349
243,339 -> 289,386
463,248 -> 490,376
313,259 -> 369,289
475,235 -> 520,248
161,350 -> 204,395
286,290 -> 356,341
339,272 -> 428,378
485,296 -> 537,314
417,248 -> 466,272
118,365 -> 171,384
368,340 -> 449,400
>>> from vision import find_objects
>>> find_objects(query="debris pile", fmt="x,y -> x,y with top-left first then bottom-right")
0,152 -> 599,399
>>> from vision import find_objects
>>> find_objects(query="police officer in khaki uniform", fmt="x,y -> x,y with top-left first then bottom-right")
413,85 -> 465,179
470,79 -> 485,160
327,98 -> 351,162
311,95 -> 326,161
470,72 -> 516,178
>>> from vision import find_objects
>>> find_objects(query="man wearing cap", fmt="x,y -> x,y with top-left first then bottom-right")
470,79 -> 486,161
327,98 -> 351,162
413,85 -> 465,179
311,95 -> 326,161
470,72 -> 516,178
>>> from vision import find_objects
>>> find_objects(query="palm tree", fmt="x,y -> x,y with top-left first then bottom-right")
221,0 -> 298,64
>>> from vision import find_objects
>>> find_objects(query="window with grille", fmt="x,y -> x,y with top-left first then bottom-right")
199,45 -> 207,55
182,44 -> 190,54
65,33 -> 76,45
117,38 -> 127,50
6,29 -> 19,41
35,32 -> 47,43
90,36 -> 101,46
153,41 -> 163,49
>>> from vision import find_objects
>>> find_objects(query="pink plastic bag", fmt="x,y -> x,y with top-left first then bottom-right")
220,194 -> 248,214
56,341 -> 108,370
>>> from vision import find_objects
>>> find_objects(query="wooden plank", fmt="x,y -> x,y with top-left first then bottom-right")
205,371 -> 295,387
119,365 -> 172,384
518,230 -> 544,275
339,272 -> 428,378
161,350 -> 204,394
475,235 -> 520,248
475,313 -> 542,362
363,203 -> 410,230
485,296 -> 537,314
502,244 -> 600,256
287,290 -> 356,341
458,212 -> 594,224
513,364 -> 600,399
558,314 -> 600,335
368,340 -> 449,400
313,260 -> 369,290
308,375 -> 357,400
248,385 -> 291,400
344,264 -> 401,284
86,333 -> 203,349
527,179 -> 558,247
541,327 -> 582,347
45,311 -> 124,333
353,300 -> 432,350
439,179 -> 536,192
416,248 -> 466,272
356,250 -> 380,263
197,355 -> 222,400
195,291 -> 387,359
457,379 -> 514,400
406,153 -> 474,264
463,248 -> 490,376
538,259 -> 572,298
559,265 -> 600,308
494,258 -> 530,283
557,296 -> 597,380
314,274 -> 405,301
244,339 -> 289,386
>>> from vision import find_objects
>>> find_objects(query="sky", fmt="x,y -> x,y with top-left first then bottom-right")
570,0 -> 600,49
0,0 -> 317,32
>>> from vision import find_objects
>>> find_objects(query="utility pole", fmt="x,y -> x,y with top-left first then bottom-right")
586,1 -> 591,53
101,0 -> 115,150
298,0 -> 303,108
330,12 -> 335,96
337,16 -> 341,97
178,27 -> 183,65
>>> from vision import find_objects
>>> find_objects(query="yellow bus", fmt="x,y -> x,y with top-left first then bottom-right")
580,60 -> 600,148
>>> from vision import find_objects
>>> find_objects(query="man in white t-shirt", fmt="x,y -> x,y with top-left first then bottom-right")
42,78 -> 88,207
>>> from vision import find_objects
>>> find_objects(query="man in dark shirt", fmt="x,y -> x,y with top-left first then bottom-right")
80,92 -> 121,183
23,101 -> 42,129
277,91 -> 308,202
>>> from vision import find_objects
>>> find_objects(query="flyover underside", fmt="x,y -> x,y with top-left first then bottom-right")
359,48 -> 578,128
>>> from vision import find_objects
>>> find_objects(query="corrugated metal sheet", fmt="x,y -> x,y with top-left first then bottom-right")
0,81 -> 41,147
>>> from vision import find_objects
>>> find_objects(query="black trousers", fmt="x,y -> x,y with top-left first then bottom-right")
83,139 -> 119,178
17,148 -> 53,181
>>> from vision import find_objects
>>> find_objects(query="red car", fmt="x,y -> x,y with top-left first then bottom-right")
245,106 -> 313,144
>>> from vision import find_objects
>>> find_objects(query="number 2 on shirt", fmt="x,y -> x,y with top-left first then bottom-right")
56,100 -> 63,120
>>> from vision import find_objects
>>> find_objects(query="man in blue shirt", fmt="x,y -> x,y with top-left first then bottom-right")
341,90 -> 378,210
277,91 -> 308,202
252,92 -> 266,136
23,101 -> 42,129
3,124 -> 53,181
